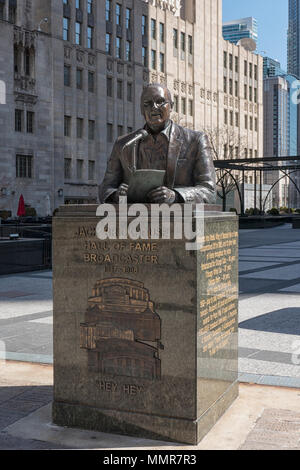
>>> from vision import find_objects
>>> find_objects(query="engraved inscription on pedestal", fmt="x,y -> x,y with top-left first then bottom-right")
53,208 -> 239,445
199,229 -> 238,360
80,278 -> 163,380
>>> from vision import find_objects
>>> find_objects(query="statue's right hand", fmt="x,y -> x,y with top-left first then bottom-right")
114,183 -> 129,202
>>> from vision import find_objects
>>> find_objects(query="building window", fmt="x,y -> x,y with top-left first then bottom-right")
159,23 -> 165,43
107,123 -> 113,142
16,155 -> 32,178
188,35 -> 193,55
174,95 -> 178,112
14,45 -> 19,73
75,22 -> 82,45
77,118 -> 83,138
107,76 -> 113,97
244,148 -> 248,158
27,111 -> 34,133
254,65 -> 257,80
229,78 -> 233,95
64,158 -> 72,180
235,80 -> 238,97
76,0 -> 82,9
64,116 -> 71,137
127,82 -> 132,102
87,0 -> 93,14
223,77 -> 227,93
63,18 -> 69,41
249,63 -> 252,78
106,0 -> 111,22
125,41 -> 131,62
235,112 -> 239,127
76,159 -> 83,179
116,37 -> 122,59
15,109 -> 23,132
235,56 -> 239,73
180,32 -> 185,52
142,15 -> 147,36
116,3 -> 122,25
142,46 -> 147,67
181,97 -> 186,115
87,27 -> 93,49
230,110 -> 233,126
8,4 -> 16,23
88,160 -> 95,180
244,84 -> 247,100
64,65 -> 71,87
126,8 -> 131,29
224,51 -> 227,68
249,86 -> 253,102
173,29 -> 178,49
159,52 -> 165,73
117,80 -> 123,99
229,54 -> 233,71
224,144 -> 228,158
88,120 -> 95,140
151,50 -> 156,69
255,118 -> 258,132
106,33 -> 112,55
250,116 -> 253,131
254,88 -> 257,103
76,69 -> 83,89
24,49 -> 30,76
117,125 -> 123,137
189,99 -> 193,116
244,115 -> 248,129
224,109 -> 228,125
244,60 -> 248,76
88,71 -> 94,92
151,19 -> 156,39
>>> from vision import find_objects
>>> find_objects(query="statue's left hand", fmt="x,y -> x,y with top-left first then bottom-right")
147,186 -> 176,204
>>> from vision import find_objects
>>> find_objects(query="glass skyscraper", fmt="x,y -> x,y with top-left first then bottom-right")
288,0 -> 300,78
222,17 -> 258,46
263,57 -> 286,79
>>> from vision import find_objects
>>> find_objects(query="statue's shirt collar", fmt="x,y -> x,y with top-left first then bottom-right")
144,120 -> 172,142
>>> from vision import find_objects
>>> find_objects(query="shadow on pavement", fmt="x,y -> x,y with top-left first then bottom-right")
239,308 -> 300,335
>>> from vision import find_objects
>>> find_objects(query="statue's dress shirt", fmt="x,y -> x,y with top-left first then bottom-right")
137,121 -> 172,171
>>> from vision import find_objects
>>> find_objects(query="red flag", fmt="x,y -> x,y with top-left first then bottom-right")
17,194 -> 25,217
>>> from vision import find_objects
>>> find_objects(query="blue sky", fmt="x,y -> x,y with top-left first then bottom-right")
223,0 -> 288,70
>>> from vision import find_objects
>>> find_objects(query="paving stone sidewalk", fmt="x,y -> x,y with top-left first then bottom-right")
0,361 -> 300,450
239,408 -> 300,450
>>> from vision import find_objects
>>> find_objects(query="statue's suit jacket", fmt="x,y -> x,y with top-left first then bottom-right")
99,121 -> 216,204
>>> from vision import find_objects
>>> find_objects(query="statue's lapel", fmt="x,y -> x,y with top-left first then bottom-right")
166,122 -> 183,188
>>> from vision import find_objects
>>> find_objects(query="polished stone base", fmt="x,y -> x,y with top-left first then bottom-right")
53,382 -> 238,445
52,205 -> 239,445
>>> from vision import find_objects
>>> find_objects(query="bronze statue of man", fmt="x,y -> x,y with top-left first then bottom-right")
99,83 -> 216,204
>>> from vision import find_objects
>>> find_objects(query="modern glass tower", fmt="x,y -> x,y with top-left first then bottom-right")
287,0 -> 300,78
263,57 -> 286,79
222,17 -> 258,46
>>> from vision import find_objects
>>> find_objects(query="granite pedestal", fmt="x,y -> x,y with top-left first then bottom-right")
52,204 -> 239,445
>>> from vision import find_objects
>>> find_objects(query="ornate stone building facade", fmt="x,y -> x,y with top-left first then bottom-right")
0,0 -> 263,216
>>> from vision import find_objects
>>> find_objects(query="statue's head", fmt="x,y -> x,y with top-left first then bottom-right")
140,83 -> 173,133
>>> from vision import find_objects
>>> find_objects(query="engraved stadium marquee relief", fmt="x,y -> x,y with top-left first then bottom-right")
80,278 -> 163,380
